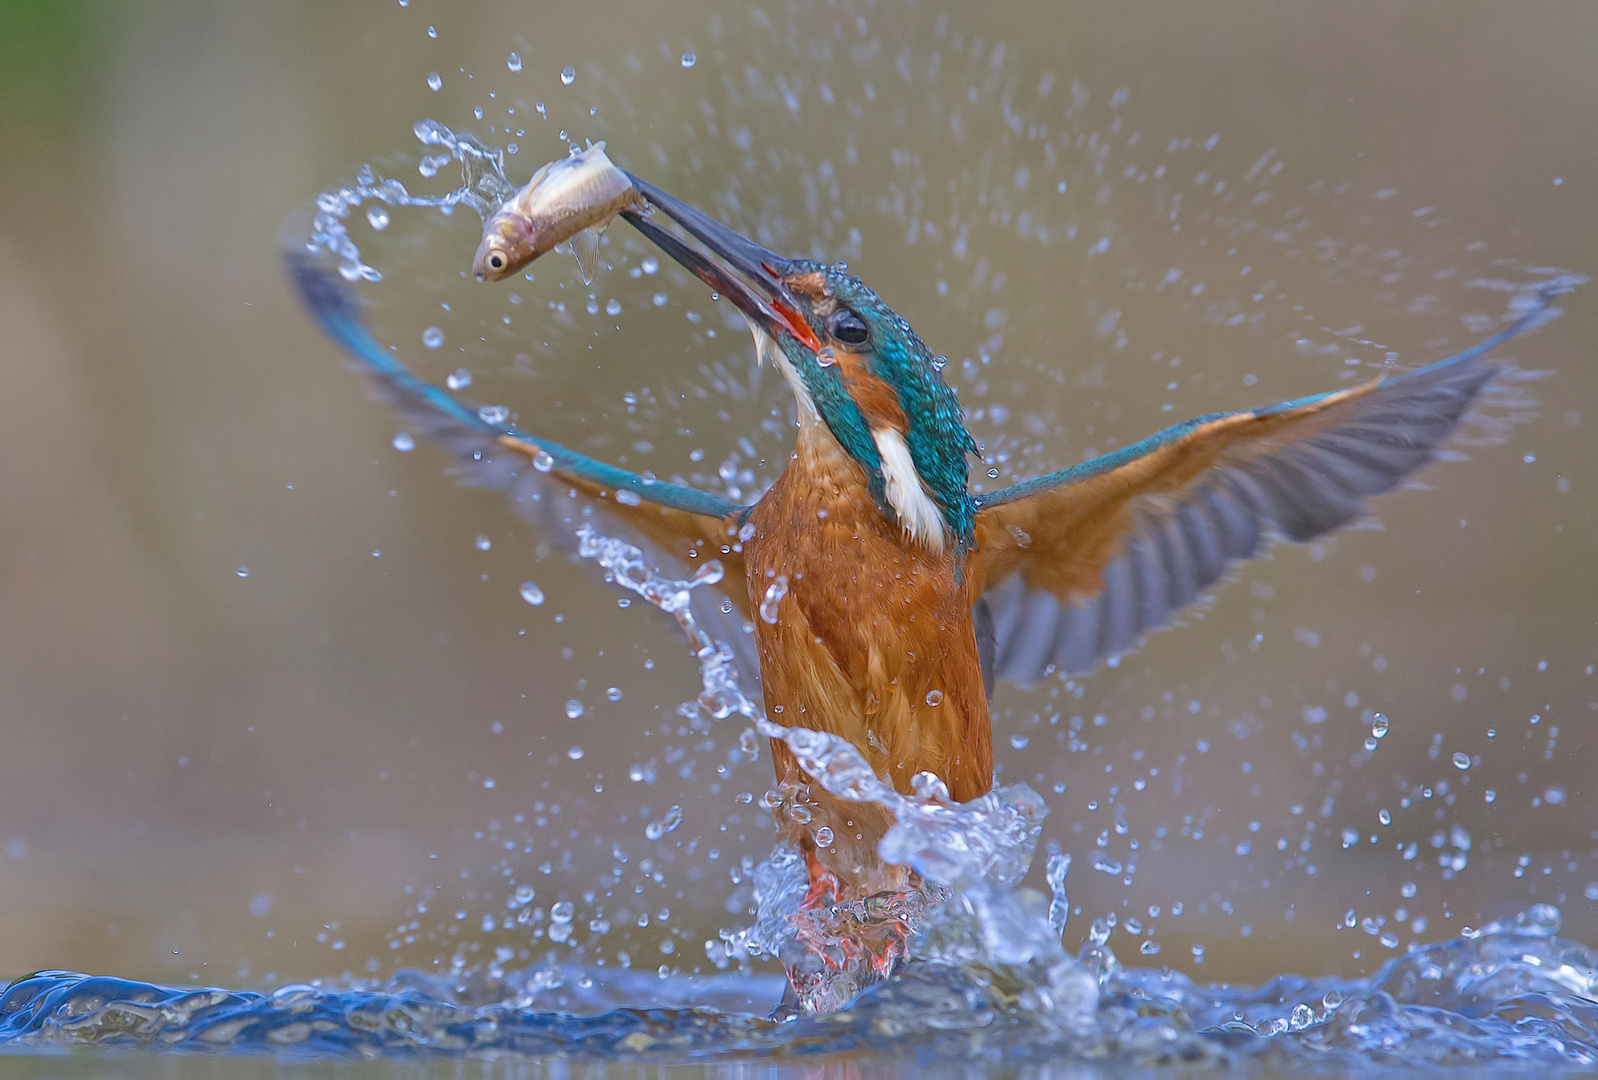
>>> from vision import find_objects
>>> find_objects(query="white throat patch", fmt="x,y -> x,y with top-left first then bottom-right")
751,323 -> 821,426
872,427 -> 947,553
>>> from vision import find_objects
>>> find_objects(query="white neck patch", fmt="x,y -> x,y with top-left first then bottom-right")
872,426 -> 947,553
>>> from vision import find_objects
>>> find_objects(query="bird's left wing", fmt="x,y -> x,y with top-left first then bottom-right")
287,253 -> 760,687
969,298 -> 1555,688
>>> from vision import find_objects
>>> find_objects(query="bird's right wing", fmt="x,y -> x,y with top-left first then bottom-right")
287,252 -> 762,692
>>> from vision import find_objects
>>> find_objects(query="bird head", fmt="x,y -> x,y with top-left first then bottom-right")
624,176 -> 978,553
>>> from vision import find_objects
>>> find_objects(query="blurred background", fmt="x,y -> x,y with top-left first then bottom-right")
0,0 -> 1591,992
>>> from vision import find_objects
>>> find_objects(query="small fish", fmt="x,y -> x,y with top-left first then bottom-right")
472,142 -> 642,282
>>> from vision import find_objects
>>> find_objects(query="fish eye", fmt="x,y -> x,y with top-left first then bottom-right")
486,251 -> 507,271
828,309 -> 868,346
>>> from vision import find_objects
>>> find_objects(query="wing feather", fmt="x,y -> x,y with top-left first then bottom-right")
971,294 -> 1557,688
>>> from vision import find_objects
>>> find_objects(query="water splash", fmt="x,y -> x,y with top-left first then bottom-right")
302,119 -> 515,283
570,521 -> 1090,1018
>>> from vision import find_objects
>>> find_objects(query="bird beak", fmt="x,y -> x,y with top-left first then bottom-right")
619,174 -> 822,353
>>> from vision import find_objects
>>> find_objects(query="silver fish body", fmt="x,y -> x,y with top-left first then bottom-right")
473,142 -> 641,281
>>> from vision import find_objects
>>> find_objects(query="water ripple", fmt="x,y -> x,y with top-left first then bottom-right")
3,907 -> 1596,1069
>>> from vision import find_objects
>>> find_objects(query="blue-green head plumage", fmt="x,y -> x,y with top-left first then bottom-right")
770,262 -> 978,550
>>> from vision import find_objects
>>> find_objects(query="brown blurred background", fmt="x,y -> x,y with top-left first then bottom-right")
0,0 -> 1592,991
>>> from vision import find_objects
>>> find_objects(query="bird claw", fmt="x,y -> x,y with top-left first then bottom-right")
774,849 -> 919,1014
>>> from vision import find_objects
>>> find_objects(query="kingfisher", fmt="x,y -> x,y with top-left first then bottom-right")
290,170 -> 1550,1001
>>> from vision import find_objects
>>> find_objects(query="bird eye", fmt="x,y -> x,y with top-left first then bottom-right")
487,251 -> 507,271
829,310 -> 868,346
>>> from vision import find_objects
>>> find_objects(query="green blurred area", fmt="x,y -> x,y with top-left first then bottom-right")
0,1 -> 103,130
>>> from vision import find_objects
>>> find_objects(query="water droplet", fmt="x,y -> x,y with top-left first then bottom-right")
531,449 -> 554,472
550,900 -> 574,924
520,581 -> 544,606
653,293 -> 668,307
1140,939 -> 1161,955
566,745 -> 584,760
565,700 -> 584,719
560,66 -> 576,85
235,566 -> 250,578
1545,786 -> 1566,805
605,686 -> 622,702
392,431 -> 415,452
367,207 -> 390,231
932,355 -> 947,371
1452,752 -> 1471,770
423,327 -> 445,349
681,52 -> 696,68
1010,734 -> 1028,749
813,826 -> 835,847
1379,808 -> 1391,825
507,52 -> 522,72
615,488 -> 641,506
641,257 -> 659,275
645,805 -> 683,840
475,534 -> 492,551
427,72 -> 442,91
1371,712 -> 1389,738
478,404 -> 509,425
925,689 -> 944,706
759,575 -> 789,624
988,467 -> 1000,479
605,299 -> 622,316
815,347 -> 837,368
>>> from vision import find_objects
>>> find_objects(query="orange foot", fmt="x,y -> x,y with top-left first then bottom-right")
778,849 -> 914,1015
